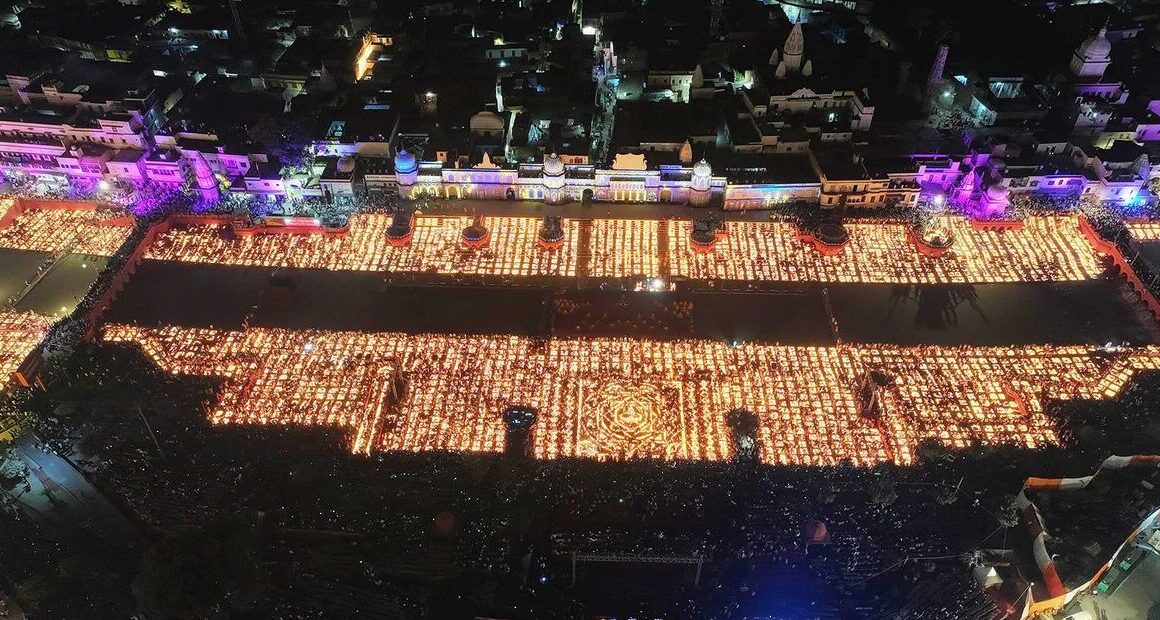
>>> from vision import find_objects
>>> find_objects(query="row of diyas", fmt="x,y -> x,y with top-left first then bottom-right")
102,324 -> 1160,465
149,216 -> 580,277
0,310 -> 56,379
0,205 -> 131,256
144,214 -> 1106,284
1126,221 -> 1160,242
668,216 -> 1104,284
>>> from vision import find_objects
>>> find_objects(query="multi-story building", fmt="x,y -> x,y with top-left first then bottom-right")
739,23 -> 874,148
394,149 -> 726,206
810,149 -> 920,210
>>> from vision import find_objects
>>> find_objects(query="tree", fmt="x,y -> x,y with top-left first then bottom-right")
133,515 -> 267,618
247,115 -> 313,170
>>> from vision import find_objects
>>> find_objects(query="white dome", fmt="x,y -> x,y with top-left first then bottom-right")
543,152 -> 565,176
337,156 -> 356,174
469,110 -> 505,132
985,184 -> 1007,200
692,158 -> 712,178
1078,28 -> 1111,60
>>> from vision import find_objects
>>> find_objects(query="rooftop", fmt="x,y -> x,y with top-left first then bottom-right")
611,100 -> 720,148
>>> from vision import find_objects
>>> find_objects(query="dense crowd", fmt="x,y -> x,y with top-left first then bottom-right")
11,336 -> 1032,618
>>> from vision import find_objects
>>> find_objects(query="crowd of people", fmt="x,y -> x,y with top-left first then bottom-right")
551,291 -> 694,338
14,335 -> 1039,618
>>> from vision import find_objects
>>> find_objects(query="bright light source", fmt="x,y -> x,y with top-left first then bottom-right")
493,37 -> 505,46
98,180 -> 110,191
303,341 -> 316,352
581,25 -> 598,36
932,194 -> 946,207
498,60 -> 507,68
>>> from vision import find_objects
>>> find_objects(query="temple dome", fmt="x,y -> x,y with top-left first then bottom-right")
337,156 -> 356,174
393,148 -> 417,173
692,158 -> 712,179
985,184 -> 1008,201
543,152 -> 565,176
1077,28 -> 1111,60
469,110 -> 505,133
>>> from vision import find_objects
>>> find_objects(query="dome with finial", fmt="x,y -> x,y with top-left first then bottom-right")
1077,27 -> 1111,60
692,158 -> 712,179
543,152 -> 565,176
469,110 -> 505,134
394,148 -> 417,174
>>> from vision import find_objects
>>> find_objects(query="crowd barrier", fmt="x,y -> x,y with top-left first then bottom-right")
1017,455 -> 1160,617
1077,215 -> 1160,320
969,219 -> 1025,232
80,218 -> 172,342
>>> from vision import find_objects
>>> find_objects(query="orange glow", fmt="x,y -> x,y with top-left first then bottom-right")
103,324 -> 1160,465
667,216 -> 1105,284
142,214 -> 1106,284
1127,222 -> 1160,242
148,216 -> 579,277
0,311 -> 54,379
0,203 -> 131,256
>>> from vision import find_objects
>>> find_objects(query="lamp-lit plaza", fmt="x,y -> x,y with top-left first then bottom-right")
141,212 -> 1107,284
103,323 -> 1160,465
11,200 -> 1133,474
